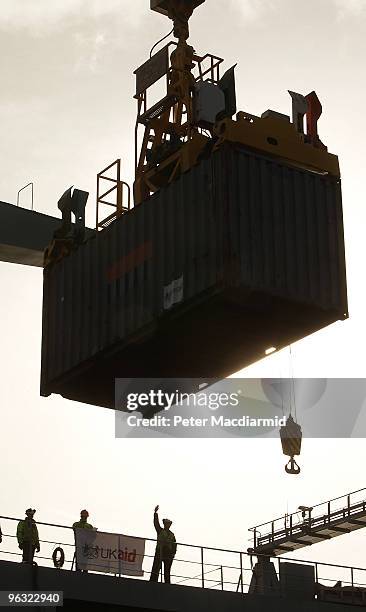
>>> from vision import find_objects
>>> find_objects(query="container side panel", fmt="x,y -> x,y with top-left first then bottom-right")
261,160 -> 273,289
81,238 -> 91,363
282,166 -> 295,295
236,150 -> 251,285
313,178 -> 327,307
232,147 -> 346,311
273,164 -> 286,292
334,180 -> 348,314
108,214 -> 117,347
56,260 -> 64,379
303,172 -> 314,301
307,174 -> 320,304
74,246 -> 82,369
146,196 -> 155,326
225,147 -> 240,285
59,258 -> 68,379
185,166 -> 196,301
176,172 -> 185,299
247,154 -> 259,284
326,180 -> 340,309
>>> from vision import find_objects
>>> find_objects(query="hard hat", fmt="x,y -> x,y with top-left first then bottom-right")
25,508 -> 36,515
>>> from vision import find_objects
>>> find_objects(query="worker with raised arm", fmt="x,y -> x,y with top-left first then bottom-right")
149,505 -> 177,584
17,508 -> 40,564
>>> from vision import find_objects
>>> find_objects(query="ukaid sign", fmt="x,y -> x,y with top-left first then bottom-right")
75,528 -> 145,576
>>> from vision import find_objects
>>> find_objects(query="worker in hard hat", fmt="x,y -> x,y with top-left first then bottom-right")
149,505 -> 177,584
72,509 -> 94,530
72,510 -> 94,573
17,508 -> 40,564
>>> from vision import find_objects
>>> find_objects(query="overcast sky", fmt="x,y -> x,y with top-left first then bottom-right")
1,0 -> 366,585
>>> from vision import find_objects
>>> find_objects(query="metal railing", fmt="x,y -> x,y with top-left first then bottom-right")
16,182 -> 34,210
96,159 -> 131,230
1,514 -> 366,605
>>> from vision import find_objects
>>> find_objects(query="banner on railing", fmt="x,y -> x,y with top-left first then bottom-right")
75,528 -> 145,576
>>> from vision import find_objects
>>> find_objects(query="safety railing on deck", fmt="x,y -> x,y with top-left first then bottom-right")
1,514 -> 366,605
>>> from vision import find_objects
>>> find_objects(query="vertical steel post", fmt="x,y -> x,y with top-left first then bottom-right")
278,558 -> 281,597
96,174 -> 100,230
240,552 -> 243,593
116,159 -> 122,216
201,547 -> 204,588
220,565 -> 224,590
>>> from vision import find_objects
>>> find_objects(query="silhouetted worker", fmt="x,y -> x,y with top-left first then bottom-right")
73,509 -> 94,572
150,505 -> 177,584
72,509 -> 94,530
17,509 -> 40,564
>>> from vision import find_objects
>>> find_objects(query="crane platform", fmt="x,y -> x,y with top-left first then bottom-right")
0,200 -> 94,267
249,488 -> 366,556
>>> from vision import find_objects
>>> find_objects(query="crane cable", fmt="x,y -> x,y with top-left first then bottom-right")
289,345 -> 298,421
150,27 -> 174,58
279,356 -> 285,417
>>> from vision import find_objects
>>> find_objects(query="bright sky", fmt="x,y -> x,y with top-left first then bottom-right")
1,0 -> 366,582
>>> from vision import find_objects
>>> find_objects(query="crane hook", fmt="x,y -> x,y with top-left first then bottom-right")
285,457 -> 301,475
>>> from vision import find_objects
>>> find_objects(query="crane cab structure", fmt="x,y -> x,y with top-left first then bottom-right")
40,0 -> 347,410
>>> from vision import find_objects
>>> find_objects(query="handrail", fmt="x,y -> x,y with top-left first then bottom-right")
249,488 -> 366,545
249,487 -> 366,531
16,182 -> 34,210
1,513 -> 366,574
2,528 -> 366,604
257,500 -> 366,546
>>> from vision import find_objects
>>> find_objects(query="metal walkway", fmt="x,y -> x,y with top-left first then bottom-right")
249,488 -> 366,556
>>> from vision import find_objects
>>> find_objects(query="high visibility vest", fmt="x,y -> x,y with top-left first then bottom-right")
72,520 -> 93,530
157,529 -> 176,554
17,519 -> 39,546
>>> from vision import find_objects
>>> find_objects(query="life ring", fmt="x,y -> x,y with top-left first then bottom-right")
52,547 -> 65,568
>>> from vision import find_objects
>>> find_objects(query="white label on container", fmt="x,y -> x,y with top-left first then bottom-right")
163,275 -> 184,310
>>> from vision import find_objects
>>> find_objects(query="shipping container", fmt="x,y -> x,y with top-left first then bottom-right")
41,143 -> 348,409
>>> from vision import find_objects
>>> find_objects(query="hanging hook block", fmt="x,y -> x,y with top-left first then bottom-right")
280,415 -> 303,457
